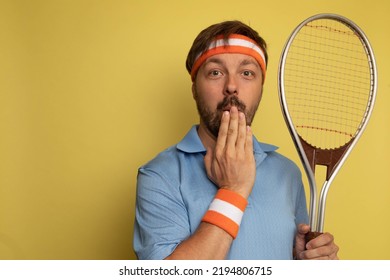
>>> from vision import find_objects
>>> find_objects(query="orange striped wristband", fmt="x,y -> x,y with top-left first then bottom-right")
202,189 -> 248,239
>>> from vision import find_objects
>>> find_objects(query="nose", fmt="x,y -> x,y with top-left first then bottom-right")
224,74 -> 238,96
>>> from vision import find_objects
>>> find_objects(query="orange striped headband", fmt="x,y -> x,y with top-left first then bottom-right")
190,34 -> 267,83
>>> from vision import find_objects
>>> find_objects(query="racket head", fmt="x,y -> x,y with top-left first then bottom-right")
278,13 -> 377,230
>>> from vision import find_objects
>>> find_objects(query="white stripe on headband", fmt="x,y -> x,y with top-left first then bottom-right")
196,37 -> 266,65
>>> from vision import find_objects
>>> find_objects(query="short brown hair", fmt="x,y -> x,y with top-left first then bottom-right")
186,20 -> 268,77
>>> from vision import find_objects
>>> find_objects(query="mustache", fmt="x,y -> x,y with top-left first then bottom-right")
216,96 -> 246,112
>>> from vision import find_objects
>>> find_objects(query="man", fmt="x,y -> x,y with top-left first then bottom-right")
133,20 -> 339,260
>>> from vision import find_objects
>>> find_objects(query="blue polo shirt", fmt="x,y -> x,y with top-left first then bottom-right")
133,125 -> 308,259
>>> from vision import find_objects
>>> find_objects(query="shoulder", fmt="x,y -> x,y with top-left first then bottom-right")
254,138 -> 301,177
139,125 -> 204,177
138,145 -> 182,178
267,150 -> 300,172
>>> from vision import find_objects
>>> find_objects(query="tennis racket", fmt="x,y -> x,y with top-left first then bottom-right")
278,14 -> 377,240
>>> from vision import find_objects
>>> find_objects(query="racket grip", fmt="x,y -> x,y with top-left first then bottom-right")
305,231 -> 322,244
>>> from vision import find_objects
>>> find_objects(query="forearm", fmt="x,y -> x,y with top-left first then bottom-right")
165,222 -> 233,260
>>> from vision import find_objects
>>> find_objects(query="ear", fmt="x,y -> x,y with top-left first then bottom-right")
191,83 -> 196,100
259,86 -> 264,102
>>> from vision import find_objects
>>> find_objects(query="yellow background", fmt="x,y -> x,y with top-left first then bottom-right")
0,0 -> 389,260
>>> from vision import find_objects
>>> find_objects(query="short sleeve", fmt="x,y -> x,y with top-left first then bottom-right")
295,179 -> 309,226
133,167 -> 191,260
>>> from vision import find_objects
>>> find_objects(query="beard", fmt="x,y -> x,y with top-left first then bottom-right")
194,89 -> 261,138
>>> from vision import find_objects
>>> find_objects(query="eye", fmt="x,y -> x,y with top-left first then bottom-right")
242,70 -> 254,78
209,70 -> 222,76
207,69 -> 223,79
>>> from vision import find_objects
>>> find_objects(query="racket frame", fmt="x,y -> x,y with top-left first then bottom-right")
278,13 -> 377,232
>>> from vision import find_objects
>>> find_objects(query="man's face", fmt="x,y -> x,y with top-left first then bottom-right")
193,53 -> 264,138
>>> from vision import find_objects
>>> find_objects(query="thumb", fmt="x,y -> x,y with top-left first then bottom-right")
297,223 -> 310,235
295,224 -> 310,258
204,148 -> 212,175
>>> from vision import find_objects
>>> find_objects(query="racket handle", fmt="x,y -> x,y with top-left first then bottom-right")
305,231 -> 322,244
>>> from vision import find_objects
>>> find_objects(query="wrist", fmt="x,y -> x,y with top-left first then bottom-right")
220,186 -> 251,199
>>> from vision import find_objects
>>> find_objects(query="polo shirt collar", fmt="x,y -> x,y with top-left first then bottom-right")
176,125 -> 278,154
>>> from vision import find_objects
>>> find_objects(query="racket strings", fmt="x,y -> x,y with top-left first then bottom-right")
285,57 -> 371,86
285,78 -> 369,105
283,19 -> 373,149
288,99 -> 366,126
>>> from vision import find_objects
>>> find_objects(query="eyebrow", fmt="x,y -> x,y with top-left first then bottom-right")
204,57 -> 224,66
239,58 -> 260,69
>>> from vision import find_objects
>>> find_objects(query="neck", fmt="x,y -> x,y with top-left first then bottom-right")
197,121 -> 217,151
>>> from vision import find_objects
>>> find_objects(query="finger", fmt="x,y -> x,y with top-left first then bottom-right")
299,249 -> 329,260
245,125 -> 254,156
306,232 -> 333,250
328,243 -> 340,260
215,111 -> 230,151
329,251 -> 339,260
302,234 -> 338,259
300,245 -> 335,260
225,106 -> 239,149
236,112 -> 247,153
